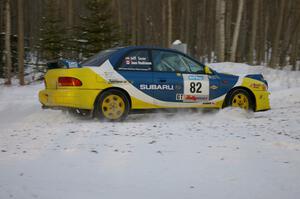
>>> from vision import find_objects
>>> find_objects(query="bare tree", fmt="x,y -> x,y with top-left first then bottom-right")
167,0 -> 172,47
225,0 -> 232,61
131,0 -> 138,45
4,0 -> 12,85
230,0 -> 244,62
67,0 -> 73,28
269,0 -> 285,68
18,0 -> 25,85
248,0 -> 258,65
215,0 -> 225,62
162,0 -> 167,47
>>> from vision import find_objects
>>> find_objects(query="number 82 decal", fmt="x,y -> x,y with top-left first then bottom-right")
190,82 -> 202,93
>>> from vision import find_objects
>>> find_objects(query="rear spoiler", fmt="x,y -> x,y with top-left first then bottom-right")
47,59 -> 81,70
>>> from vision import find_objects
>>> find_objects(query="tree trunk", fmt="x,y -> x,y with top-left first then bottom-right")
167,0 -> 172,47
67,0 -> 73,28
162,0 -> 167,47
263,1 -> 270,64
248,0 -> 258,65
269,0 -> 285,68
216,0 -> 225,62
131,0 -> 137,45
225,0 -> 232,61
185,0 -> 191,50
256,0 -> 265,65
179,1 -> 185,41
290,29 -> 298,70
230,0 -> 244,62
4,0 -> 12,85
18,0 -> 25,85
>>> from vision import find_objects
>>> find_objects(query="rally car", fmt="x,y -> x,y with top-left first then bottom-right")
39,46 -> 270,121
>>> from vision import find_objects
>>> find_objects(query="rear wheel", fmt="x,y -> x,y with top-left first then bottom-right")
228,89 -> 254,111
96,90 -> 130,121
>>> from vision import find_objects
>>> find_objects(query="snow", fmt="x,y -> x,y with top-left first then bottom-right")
172,40 -> 182,45
1,63 -> 300,199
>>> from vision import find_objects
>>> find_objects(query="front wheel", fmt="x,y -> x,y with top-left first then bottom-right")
96,90 -> 130,121
228,89 -> 254,111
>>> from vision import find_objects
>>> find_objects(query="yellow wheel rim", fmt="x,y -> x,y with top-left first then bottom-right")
231,93 -> 249,110
101,95 -> 125,120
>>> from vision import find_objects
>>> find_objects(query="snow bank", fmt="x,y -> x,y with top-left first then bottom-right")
208,62 -> 300,91
0,63 -> 300,199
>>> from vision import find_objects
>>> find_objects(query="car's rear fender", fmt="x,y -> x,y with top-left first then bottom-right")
93,87 -> 132,110
44,67 -> 110,90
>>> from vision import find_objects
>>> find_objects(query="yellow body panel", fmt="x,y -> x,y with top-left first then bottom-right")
39,89 -> 100,109
40,67 -> 110,109
241,77 -> 271,111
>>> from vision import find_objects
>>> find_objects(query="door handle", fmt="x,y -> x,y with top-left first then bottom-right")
159,79 -> 167,83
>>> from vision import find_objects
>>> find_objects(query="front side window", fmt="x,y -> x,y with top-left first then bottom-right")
118,50 -> 152,71
181,56 -> 205,73
152,50 -> 191,73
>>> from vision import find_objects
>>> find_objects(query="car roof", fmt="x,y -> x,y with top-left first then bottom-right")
117,45 -> 181,53
108,46 -> 185,66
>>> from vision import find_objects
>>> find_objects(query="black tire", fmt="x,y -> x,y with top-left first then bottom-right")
227,89 -> 254,111
95,89 -> 130,122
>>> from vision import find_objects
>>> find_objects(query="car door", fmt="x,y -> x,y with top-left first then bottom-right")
116,50 -> 154,102
151,50 -> 213,104
151,50 -> 185,103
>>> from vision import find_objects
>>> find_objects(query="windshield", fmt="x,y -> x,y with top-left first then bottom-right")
80,48 -> 118,67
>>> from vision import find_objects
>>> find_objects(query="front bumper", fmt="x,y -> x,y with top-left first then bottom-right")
39,89 -> 101,110
253,90 -> 271,111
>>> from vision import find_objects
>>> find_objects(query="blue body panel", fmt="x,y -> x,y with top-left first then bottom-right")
117,71 -> 153,98
209,73 -> 239,100
152,72 -> 183,102
105,46 -> 244,103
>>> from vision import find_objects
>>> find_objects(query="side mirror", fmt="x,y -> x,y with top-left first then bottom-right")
204,66 -> 213,75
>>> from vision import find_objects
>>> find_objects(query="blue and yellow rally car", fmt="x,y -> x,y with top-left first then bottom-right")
39,46 -> 270,121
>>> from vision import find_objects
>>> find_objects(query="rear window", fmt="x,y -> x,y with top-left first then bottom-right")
81,49 -> 117,67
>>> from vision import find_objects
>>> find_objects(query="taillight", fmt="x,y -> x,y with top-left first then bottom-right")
58,77 -> 82,87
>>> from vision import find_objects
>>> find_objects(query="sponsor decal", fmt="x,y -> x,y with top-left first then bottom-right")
250,83 -> 267,91
176,94 -> 183,100
140,84 -> 175,90
175,94 -> 209,102
203,102 -> 215,105
125,56 -> 152,65
183,95 -> 209,102
118,67 -> 151,71
125,57 -> 131,64
188,75 -> 204,81
210,85 -> 218,90
250,83 -> 262,89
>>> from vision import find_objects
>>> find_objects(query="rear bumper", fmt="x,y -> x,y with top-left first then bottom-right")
253,90 -> 271,111
39,89 -> 101,110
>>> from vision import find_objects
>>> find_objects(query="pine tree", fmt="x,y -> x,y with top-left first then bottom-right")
75,0 -> 122,59
37,0 -> 65,61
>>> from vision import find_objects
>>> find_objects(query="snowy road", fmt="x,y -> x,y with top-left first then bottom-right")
1,64 -> 300,199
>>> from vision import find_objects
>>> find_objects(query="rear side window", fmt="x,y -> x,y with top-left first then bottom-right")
81,49 -> 117,67
118,50 -> 152,71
